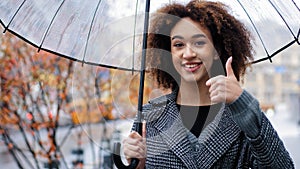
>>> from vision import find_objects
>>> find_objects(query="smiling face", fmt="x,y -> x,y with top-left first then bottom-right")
170,17 -> 219,84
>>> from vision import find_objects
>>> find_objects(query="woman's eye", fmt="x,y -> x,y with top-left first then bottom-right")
195,41 -> 205,46
173,43 -> 184,47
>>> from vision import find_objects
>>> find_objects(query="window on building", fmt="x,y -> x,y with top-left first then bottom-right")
264,74 -> 273,84
282,73 -> 291,83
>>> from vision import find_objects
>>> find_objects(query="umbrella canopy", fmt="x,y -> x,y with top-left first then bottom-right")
0,0 -> 149,71
0,0 -> 299,68
0,0 -> 299,168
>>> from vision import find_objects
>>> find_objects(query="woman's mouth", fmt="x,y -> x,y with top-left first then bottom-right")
182,62 -> 202,72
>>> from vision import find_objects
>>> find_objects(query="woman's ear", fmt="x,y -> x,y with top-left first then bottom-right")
213,49 -> 220,60
213,54 -> 219,60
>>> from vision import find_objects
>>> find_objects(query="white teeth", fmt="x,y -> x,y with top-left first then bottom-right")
185,64 -> 198,68
184,63 -> 201,68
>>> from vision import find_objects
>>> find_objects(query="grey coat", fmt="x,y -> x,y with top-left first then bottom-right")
132,89 -> 294,168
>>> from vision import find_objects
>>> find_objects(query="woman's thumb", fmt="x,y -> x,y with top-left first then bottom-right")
226,56 -> 235,78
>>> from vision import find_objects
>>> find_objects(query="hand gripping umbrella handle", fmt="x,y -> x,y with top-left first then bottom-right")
113,122 -> 142,169
113,142 -> 140,169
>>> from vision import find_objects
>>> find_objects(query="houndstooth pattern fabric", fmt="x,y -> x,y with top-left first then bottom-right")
131,89 -> 294,168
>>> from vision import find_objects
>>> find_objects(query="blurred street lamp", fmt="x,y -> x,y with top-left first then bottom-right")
99,138 -> 113,169
43,160 -> 60,169
71,132 -> 84,169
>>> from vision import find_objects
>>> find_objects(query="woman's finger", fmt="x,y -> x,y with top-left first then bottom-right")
123,143 -> 146,158
142,120 -> 146,138
123,134 -> 144,149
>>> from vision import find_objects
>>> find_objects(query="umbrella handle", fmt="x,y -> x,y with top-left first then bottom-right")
113,142 -> 140,169
113,122 -> 142,169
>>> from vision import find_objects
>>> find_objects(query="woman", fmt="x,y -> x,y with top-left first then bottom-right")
122,1 -> 294,168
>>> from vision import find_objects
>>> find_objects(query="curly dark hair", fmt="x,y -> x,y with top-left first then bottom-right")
146,0 -> 254,91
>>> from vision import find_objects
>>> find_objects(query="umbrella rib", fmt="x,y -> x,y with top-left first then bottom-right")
271,40 -> 297,57
251,40 -> 296,64
37,47 -> 140,71
268,0 -> 298,40
2,0 -> 26,33
82,0 -> 103,66
237,0 -> 272,63
251,57 -> 270,64
38,0 -> 66,52
292,0 -> 300,12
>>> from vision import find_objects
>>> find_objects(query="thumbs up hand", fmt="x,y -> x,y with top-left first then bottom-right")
206,57 -> 243,104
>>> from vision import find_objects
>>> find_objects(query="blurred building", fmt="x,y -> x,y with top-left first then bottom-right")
244,44 -> 300,121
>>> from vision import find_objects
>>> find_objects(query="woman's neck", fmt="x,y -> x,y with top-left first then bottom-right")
177,79 -> 211,106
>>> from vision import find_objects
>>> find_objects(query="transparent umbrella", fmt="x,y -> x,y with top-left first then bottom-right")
1,1 -> 299,67
0,0 -> 299,168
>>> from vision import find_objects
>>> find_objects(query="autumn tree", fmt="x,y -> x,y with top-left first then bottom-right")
0,30 -> 78,168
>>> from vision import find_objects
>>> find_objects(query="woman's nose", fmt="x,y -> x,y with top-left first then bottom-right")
182,46 -> 196,59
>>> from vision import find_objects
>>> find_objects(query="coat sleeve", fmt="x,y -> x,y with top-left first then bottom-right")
228,90 -> 295,168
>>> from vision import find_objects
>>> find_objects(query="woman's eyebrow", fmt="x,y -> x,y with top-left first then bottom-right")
171,35 -> 183,40
191,34 -> 206,39
171,34 -> 206,40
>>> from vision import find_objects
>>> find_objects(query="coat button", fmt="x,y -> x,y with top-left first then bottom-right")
195,144 -> 200,151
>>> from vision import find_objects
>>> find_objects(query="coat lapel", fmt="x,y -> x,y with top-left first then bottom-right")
197,105 -> 241,168
147,91 -> 199,169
